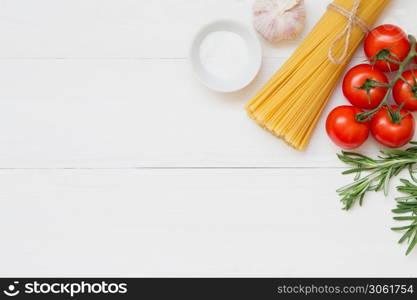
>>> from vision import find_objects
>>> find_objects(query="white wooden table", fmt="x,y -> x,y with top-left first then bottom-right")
1,0 -> 417,277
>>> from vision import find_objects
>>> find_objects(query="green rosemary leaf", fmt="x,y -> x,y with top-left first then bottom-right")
392,208 -> 415,214
385,150 -> 414,156
384,167 -> 393,196
396,201 -> 417,207
395,195 -> 417,201
393,167 -> 404,176
409,165 -> 417,183
354,174 -> 361,181
336,173 -> 373,193
359,193 -> 365,206
399,178 -> 414,186
340,151 -> 374,160
406,232 -> 417,255
392,225 -> 415,231
393,216 -> 417,221
398,227 -> 416,244
342,167 -> 374,175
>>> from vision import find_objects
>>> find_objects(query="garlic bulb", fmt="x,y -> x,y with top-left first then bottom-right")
253,0 -> 306,43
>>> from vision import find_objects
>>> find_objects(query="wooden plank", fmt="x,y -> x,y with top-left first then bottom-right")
0,57 -> 404,168
0,168 -> 413,277
0,0 -> 412,58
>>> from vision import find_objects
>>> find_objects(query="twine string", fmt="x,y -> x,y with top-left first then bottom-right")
327,0 -> 371,64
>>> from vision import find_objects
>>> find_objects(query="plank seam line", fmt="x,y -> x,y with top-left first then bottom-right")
0,167 -> 348,170
0,56 -> 367,60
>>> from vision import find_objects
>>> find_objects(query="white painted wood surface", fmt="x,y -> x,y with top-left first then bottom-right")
0,0 -> 417,276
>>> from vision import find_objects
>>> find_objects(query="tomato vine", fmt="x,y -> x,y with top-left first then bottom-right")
355,35 -> 417,124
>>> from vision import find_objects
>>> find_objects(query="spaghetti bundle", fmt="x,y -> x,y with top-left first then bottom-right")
246,0 -> 391,150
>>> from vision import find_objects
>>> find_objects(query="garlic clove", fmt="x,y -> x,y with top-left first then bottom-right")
280,0 -> 299,13
253,0 -> 306,43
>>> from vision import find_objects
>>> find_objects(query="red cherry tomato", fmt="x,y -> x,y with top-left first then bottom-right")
393,70 -> 417,111
364,24 -> 410,72
370,106 -> 415,148
342,64 -> 389,109
326,106 -> 370,150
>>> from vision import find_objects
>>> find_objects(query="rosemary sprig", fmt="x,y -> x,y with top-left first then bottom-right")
392,179 -> 417,255
337,142 -> 417,210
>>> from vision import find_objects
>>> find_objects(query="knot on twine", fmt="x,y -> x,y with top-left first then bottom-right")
328,0 -> 370,64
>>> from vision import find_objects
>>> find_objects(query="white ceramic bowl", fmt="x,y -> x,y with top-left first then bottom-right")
190,20 -> 262,93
